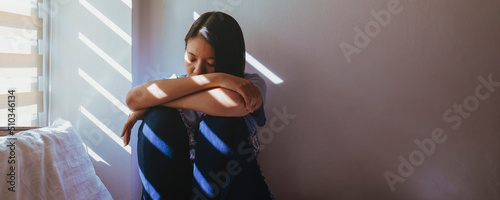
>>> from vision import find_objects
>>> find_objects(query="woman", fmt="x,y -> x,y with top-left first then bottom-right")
121,12 -> 274,200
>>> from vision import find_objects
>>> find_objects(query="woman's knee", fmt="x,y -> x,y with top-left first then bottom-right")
140,106 -> 187,142
142,106 -> 184,128
144,106 -> 180,122
199,116 -> 248,148
202,115 -> 247,130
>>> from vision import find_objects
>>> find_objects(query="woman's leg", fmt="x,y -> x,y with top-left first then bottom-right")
191,116 -> 272,200
137,106 -> 192,199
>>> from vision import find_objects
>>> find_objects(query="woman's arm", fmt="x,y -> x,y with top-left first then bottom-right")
121,73 -> 264,146
162,87 -> 262,117
120,108 -> 149,146
126,73 -> 262,112
126,73 -> 219,110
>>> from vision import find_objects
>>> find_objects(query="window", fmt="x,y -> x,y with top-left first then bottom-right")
0,0 -> 48,135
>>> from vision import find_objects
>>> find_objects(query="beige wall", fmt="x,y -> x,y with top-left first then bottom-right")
132,0 -> 500,199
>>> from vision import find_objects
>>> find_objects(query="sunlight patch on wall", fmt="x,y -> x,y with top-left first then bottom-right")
120,0 -> 132,9
82,142 -> 110,166
245,52 -> 283,84
78,68 -> 131,115
80,105 -> 132,154
78,32 -> 132,82
193,11 -> 200,20
79,0 -> 131,45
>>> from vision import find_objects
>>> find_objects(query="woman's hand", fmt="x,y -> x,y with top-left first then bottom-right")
216,73 -> 262,113
120,108 -> 149,146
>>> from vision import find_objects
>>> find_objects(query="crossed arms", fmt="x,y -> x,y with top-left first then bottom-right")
121,73 -> 263,146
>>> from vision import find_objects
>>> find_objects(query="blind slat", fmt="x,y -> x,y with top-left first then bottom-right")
0,11 -> 43,39
0,91 -> 43,112
0,53 -> 43,77
0,53 -> 42,68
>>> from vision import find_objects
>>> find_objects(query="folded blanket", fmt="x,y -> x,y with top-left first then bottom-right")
0,118 -> 112,200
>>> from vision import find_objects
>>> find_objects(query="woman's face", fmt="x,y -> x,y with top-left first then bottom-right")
184,36 -> 215,76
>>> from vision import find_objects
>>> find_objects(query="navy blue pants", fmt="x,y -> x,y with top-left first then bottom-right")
137,106 -> 272,200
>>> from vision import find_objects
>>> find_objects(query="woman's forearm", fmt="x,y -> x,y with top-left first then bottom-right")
162,88 -> 250,117
126,73 -> 225,110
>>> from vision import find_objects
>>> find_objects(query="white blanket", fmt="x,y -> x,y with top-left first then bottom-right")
0,119 -> 113,200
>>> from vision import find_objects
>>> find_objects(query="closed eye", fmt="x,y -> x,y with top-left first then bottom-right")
207,59 -> 215,67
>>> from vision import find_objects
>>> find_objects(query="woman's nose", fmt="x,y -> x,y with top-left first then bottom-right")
193,62 -> 206,75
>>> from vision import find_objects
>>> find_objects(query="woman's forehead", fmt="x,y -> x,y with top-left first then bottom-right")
186,36 -> 214,58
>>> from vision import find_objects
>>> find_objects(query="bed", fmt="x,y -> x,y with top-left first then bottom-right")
0,118 -> 113,199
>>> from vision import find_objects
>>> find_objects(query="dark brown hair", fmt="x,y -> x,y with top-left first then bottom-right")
184,12 -> 246,77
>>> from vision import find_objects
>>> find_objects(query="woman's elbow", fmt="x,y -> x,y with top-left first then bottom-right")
228,94 -> 250,117
207,88 -> 249,117
230,103 -> 250,117
126,89 -> 141,110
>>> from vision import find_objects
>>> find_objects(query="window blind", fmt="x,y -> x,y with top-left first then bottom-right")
0,0 -> 47,128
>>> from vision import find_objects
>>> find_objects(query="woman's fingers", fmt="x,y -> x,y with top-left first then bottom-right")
238,81 -> 258,111
250,85 -> 261,111
121,118 -> 130,137
249,94 -> 262,113
121,123 -> 131,146
121,109 -> 149,146
248,90 -> 261,112
218,74 -> 262,113
120,122 -> 128,138
121,113 -> 136,146
245,94 -> 259,113
123,130 -> 130,146
123,124 -> 132,146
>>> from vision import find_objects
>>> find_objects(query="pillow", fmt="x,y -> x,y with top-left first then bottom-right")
0,118 -> 113,200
